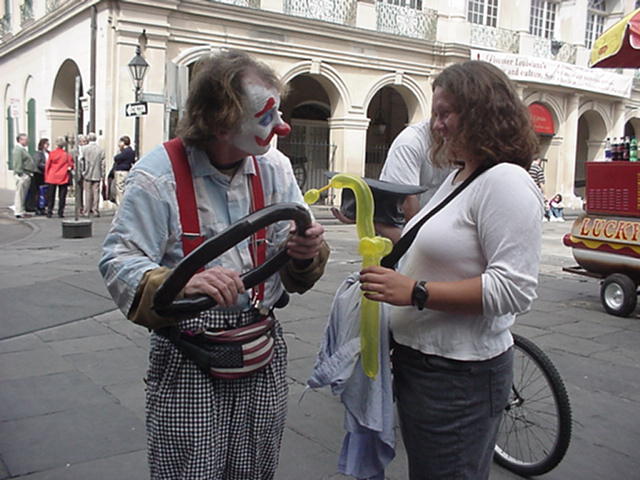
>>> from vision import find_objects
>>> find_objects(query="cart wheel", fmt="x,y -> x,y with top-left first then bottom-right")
600,274 -> 637,317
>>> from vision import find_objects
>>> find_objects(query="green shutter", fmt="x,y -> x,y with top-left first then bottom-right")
27,98 -> 36,156
6,106 -> 14,170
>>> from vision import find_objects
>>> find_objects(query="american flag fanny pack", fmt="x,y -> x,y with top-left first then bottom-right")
156,315 -> 276,380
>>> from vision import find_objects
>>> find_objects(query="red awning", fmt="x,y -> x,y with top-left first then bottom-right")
529,103 -> 555,136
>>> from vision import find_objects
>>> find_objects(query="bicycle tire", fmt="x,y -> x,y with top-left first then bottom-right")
494,334 -> 572,476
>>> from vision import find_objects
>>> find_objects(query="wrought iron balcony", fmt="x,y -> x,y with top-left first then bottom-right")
532,37 -> 577,63
213,0 -> 260,7
0,14 -> 10,37
20,1 -> 34,26
46,0 -> 62,13
376,2 -> 437,41
470,24 -> 519,53
283,0 -> 357,27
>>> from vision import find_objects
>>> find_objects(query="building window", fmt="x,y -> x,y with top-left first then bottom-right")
377,0 -> 423,10
530,0 -> 557,39
468,0 -> 498,27
585,0 -> 606,49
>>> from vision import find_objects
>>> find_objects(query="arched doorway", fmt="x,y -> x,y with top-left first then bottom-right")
49,59 -> 83,140
279,74 -> 335,195
365,86 -> 408,179
575,110 -> 606,199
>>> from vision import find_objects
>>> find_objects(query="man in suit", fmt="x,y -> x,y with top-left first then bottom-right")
81,132 -> 105,217
12,133 -> 36,219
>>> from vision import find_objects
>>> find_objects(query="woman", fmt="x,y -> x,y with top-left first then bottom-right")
99,50 -> 329,479
360,61 -> 543,480
549,193 -> 565,221
112,135 -> 135,205
26,138 -> 49,215
44,136 -> 73,218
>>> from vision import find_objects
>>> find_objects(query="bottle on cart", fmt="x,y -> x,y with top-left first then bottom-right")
623,136 -> 630,161
605,137 -> 612,161
611,138 -> 618,160
615,137 -> 622,160
631,136 -> 638,162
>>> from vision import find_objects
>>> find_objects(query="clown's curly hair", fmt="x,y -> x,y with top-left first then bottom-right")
430,61 -> 538,171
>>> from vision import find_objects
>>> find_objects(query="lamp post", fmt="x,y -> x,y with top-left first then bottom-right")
127,45 -> 149,161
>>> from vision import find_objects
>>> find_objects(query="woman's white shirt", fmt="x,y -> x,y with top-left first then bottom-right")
389,163 -> 544,361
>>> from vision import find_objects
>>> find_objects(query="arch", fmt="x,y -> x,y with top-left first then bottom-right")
4,83 -> 15,170
281,60 -> 350,118
523,92 -> 564,127
578,99 -> 613,132
49,59 -> 82,140
575,108 -> 607,198
363,73 -> 428,123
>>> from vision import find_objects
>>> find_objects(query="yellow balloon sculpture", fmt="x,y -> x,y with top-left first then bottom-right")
304,174 -> 392,378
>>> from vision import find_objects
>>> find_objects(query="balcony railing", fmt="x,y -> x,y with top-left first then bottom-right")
213,0 -> 260,8
20,2 -> 34,26
376,2 -> 437,41
532,37 -> 577,64
0,14 -> 10,37
283,0 -> 357,26
46,0 -> 62,13
470,24 -> 519,53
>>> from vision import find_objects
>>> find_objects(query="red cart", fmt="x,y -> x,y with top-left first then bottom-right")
563,161 -> 640,316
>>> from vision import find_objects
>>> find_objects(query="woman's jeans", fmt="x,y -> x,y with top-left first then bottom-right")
392,343 -> 513,480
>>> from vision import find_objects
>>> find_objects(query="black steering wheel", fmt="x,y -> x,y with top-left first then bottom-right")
153,203 -> 312,318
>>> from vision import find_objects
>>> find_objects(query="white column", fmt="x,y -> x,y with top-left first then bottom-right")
560,93 -> 580,206
327,115 -> 370,204
613,101 -> 626,138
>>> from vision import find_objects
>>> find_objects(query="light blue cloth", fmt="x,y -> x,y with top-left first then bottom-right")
307,273 -> 395,480
99,144 -> 308,317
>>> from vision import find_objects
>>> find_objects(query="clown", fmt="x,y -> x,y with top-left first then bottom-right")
100,50 -> 329,480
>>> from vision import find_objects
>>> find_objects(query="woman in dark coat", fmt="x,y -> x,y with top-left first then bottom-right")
25,138 -> 49,215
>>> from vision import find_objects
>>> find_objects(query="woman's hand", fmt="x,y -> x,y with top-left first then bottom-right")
183,266 -> 245,307
286,221 -> 325,261
360,265 -> 414,306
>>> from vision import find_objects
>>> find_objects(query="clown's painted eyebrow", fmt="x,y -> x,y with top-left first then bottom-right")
254,97 -> 276,118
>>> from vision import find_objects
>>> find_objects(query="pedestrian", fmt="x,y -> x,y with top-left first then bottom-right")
549,193 -> 565,221
26,138 -> 49,215
12,133 -> 36,219
529,156 -> 545,195
331,121 -> 451,244
99,49 -> 329,480
112,135 -> 135,205
81,132 -> 105,217
73,134 -> 88,215
376,120 -> 452,242
360,60 -> 543,480
44,136 -> 74,218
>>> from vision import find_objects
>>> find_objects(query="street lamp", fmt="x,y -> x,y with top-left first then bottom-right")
127,45 -> 149,161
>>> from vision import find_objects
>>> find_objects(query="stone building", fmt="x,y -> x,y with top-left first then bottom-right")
2,0 -> 640,206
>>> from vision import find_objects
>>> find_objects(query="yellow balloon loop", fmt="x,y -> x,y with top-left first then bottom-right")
305,174 -> 392,378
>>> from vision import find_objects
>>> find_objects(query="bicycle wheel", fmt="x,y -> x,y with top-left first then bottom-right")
494,334 -> 572,476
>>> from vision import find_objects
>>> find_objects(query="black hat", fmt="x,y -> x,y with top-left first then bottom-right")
325,172 -> 427,227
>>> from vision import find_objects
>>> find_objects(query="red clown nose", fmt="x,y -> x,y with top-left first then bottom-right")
274,122 -> 291,137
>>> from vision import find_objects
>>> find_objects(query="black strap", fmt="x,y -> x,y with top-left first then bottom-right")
380,165 -> 490,269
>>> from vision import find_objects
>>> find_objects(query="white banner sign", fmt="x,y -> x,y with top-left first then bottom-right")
471,50 -> 633,98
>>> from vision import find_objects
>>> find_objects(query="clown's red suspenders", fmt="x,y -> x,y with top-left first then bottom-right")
163,137 -> 267,304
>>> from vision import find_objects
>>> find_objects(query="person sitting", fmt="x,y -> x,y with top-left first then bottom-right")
549,193 -> 565,221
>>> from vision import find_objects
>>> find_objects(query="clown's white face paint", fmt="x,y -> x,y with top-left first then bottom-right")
231,79 -> 291,156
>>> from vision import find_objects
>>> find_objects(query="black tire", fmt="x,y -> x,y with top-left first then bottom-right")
494,334 -> 572,476
600,273 -> 637,317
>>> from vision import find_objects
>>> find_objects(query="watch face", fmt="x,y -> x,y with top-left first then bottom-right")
412,281 -> 427,309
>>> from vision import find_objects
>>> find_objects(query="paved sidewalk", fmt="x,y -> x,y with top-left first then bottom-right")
1,187 -> 639,479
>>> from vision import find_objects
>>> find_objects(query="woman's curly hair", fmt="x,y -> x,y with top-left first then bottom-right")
177,49 -> 286,150
430,61 -> 538,170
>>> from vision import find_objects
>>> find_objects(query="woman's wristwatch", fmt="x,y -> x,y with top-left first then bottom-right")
411,280 -> 429,310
